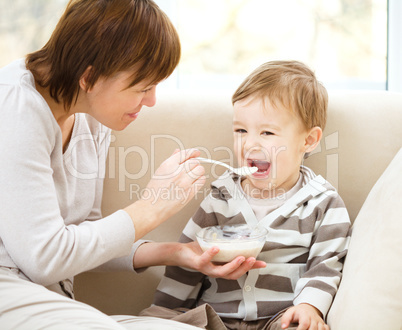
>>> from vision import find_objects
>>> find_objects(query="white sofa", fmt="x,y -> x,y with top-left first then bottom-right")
74,90 -> 402,329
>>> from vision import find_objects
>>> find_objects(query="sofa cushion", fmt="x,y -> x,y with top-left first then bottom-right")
327,148 -> 402,329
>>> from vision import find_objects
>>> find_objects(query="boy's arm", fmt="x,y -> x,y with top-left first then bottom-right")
292,193 -> 351,319
152,193 -> 218,309
153,265 -> 205,309
152,217 -> 207,309
150,241 -> 263,309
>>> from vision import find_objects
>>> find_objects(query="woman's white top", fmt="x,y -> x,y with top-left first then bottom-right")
0,59 -> 139,287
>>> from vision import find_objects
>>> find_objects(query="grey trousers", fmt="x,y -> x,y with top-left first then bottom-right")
0,267 -> 202,330
140,304 -> 298,330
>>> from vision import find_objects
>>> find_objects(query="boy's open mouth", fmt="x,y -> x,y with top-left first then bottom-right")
247,159 -> 270,174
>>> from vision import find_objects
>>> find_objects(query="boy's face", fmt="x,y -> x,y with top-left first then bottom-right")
233,96 -> 309,198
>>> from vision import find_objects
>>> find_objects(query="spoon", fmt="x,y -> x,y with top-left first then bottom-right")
196,157 -> 258,176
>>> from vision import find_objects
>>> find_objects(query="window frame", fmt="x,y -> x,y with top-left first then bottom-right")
387,0 -> 402,92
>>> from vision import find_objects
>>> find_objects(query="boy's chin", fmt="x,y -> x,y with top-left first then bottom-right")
243,177 -> 277,195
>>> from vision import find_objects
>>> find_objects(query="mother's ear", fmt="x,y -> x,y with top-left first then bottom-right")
79,66 -> 94,92
304,126 -> 322,153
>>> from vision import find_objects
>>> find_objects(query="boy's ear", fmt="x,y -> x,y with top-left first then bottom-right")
79,66 -> 93,92
304,126 -> 322,152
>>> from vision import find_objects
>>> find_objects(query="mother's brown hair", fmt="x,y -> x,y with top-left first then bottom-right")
26,0 -> 181,110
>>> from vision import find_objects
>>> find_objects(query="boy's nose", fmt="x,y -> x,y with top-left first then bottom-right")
243,135 -> 262,151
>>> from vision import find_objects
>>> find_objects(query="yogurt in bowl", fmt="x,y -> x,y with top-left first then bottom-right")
195,224 -> 267,263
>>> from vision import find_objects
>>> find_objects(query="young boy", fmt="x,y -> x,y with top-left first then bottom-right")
142,61 -> 351,329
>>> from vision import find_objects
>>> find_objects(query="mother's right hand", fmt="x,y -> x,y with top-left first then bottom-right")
124,149 -> 206,240
174,242 -> 267,280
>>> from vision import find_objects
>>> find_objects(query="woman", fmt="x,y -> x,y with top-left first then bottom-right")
0,0 -> 264,329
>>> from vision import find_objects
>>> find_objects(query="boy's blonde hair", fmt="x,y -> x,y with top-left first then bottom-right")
232,61 -> 328,130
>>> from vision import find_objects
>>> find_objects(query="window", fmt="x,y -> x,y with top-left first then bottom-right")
157,0 -> 387,91
0,0 -> 66,66
0,0 -> 393,91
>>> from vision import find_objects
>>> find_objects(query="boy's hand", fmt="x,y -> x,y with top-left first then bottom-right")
176,241 -> 266,280
281,304 -> 329,330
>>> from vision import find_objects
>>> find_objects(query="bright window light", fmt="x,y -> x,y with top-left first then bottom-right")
157,0 -> 387,91
0,0 -> 390,91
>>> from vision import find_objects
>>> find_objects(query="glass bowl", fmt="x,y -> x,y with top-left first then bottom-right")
195,224 -> 267,263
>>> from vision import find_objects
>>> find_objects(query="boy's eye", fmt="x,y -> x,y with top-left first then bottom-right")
235,128 -> 247,134
262,131 -> 273,136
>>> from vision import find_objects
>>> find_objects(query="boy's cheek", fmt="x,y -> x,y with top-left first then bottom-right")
233,141 -> 243,160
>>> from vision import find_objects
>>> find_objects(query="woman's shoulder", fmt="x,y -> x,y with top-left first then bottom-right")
0,59 -> 30,85
0,58 -> 52,116
0,59 -> 40,102
0,60 -> 60,146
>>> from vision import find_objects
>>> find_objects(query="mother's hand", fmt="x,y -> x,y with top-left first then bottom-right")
124,149 -> 206,241
134,241 -> 266,280
175,241 -> 267,280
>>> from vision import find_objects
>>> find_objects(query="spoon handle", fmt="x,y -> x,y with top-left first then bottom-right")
195,157 -> 231,171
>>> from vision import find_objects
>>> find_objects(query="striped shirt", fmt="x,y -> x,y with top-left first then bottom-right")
153,166 -> 351,320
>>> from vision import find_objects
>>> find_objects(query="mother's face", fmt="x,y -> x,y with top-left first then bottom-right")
82,70 -> 157,131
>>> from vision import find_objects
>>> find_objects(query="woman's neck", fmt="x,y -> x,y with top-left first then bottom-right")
35,83 -> 72,124
35,83 -> 76,152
